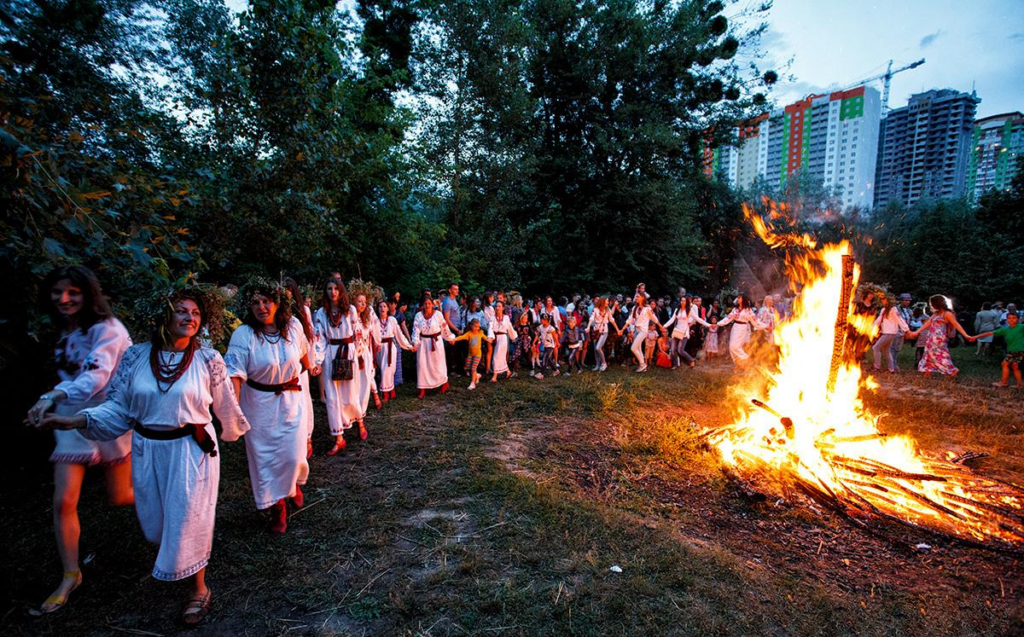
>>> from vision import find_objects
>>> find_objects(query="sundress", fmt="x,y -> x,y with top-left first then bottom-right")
918,314 -> 957,376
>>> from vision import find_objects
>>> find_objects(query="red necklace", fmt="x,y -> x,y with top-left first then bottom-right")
150,339 -> 197,393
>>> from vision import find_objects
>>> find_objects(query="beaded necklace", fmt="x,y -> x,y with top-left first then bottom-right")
151,339 -> 198,393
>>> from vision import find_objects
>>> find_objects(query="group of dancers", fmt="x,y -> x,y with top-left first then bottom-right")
23,266 -> 781,626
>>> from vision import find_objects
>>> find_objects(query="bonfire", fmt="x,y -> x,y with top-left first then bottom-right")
703,202 -> 1024,552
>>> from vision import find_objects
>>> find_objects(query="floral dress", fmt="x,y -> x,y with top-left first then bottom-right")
918,313 -> 957,376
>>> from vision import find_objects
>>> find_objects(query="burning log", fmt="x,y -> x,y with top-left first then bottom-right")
827,254 -> 856,394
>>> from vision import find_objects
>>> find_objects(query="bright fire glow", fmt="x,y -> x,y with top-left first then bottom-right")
705,201 -> 1024,549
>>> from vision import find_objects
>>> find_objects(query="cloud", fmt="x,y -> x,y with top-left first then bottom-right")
1010,32 -> 1024,42
919,30 -> 945,49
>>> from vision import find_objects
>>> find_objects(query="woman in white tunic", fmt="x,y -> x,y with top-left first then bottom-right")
377,300 -> 413,400
349,293 -> 382,438
717,295 -> 766,368
487,301 -> 517,382
412,293 -> 456,398
284,277 -> 318,457
586,296 -> 620,372
315,278 -> 380,454
25,266 -> 134,615
38,288 -> 248,626
663,296 -> 711,369
226,282 -> 311,534
625,294 -> 663,373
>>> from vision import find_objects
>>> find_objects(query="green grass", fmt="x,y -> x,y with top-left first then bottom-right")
3,358 -> 1022,636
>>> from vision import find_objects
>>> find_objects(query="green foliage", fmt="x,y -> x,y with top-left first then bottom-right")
861,195 -> 1018,309
2,0 -> 773,386
415,0 -> 773,293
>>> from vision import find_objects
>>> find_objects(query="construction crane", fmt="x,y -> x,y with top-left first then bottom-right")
844,59 -> 926,117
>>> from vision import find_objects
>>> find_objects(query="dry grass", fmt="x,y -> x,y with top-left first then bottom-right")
1,351 -> 1021,636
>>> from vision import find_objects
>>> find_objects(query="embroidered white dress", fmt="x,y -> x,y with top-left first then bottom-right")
411,311 -> 455,389
226,319 -> 310,510
377,316 -> 412,393
313,306 -> 379,434
718,308 -> 764,362
81,343 -> 248,581
51,318 -> 133,465
487,314 -> 518,375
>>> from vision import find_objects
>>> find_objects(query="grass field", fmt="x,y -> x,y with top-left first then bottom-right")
2,348 -> 1022,636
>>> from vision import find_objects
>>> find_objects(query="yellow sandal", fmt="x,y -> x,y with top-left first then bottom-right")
31,570 -> 82,615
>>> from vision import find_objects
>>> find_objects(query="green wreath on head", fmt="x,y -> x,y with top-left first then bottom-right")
133,283 -> 231,348
235,276 -> 294,330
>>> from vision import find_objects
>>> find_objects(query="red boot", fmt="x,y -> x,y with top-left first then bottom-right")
269,500 -> 287,534
390,390 -> 397,400
417,389 -> 425,399
440,382 -> 449,395
291,484 -> 304,509
359,421 -> 368,441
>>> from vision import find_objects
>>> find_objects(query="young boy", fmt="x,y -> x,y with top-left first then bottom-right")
971,312 -> 1024,388
535,314 -> 560,379
454,318 -> 489,390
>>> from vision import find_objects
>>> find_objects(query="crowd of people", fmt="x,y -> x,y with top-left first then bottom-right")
22,266 -> 1023,626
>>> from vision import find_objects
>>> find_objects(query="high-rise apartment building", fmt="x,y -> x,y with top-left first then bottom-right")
703,86 -> 882,210
874,89 -> 980,208
966,112 -> 1023,199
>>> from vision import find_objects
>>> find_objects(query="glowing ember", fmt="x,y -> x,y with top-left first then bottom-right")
704,201 -> 1024,550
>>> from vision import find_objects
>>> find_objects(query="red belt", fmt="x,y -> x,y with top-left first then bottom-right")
381,337 -> 395,365
421,331 -> 440,351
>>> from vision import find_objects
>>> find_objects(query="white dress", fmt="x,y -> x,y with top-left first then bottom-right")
411,311 -> 455,389
718,308 -> 764,362
757,306 -> 780,345
313,306 -> 380,434
377,315 -> 412,393
51,318 -> 133,465
487,314 -> 518,375
226,320 -> 310,510
300,306 -> 316,438
81,343 -> 248,581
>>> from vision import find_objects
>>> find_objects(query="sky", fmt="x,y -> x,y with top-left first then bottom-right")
738,0 -> 1024,118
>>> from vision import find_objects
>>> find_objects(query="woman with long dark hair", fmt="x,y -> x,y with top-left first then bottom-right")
716,295 -> 765,368
35,286 -> 248,626
586,296 -> 618,372
226,280 -> 311,534
412,291 -> 456,398
625,294 -> 663,372
25,266 -> 133,615
906,295 -> 972,379
663,296 -> 709,369
487,300 -> 517,382
312,278 -> 366,454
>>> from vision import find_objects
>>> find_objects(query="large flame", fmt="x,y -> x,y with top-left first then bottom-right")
705,201 -> 1024,549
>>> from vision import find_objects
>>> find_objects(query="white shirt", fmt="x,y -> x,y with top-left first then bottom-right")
874,307 -> 911,336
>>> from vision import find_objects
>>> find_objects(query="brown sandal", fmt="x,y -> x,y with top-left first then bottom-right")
180,589 -> 212,627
